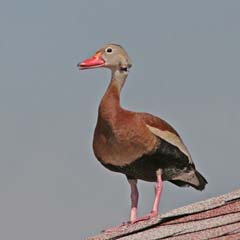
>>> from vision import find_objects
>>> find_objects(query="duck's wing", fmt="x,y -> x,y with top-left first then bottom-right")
139,112 -> 193,164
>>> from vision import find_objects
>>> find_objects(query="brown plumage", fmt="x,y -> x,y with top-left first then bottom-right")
77,43 -> 207,229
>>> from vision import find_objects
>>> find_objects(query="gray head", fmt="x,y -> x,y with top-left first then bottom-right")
78,44 -> 132,73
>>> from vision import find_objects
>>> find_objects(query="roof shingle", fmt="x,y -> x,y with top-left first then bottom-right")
87,189 -> 240,240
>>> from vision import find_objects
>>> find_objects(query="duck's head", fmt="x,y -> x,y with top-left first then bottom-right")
78,44 -> 132,73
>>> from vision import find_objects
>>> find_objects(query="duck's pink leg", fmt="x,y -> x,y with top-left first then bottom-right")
150,174 -> 163,216
131,174 -> 162,223
103,176 -> 162,232
129,179 -> 139,222
103,179 -> 139,232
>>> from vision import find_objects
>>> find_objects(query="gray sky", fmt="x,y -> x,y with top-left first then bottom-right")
0,1 -> 240,239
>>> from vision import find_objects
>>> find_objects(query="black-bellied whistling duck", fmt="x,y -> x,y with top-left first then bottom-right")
77,44 -> 207,228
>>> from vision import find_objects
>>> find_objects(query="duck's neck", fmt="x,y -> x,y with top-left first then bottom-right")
99,70 -> 128,122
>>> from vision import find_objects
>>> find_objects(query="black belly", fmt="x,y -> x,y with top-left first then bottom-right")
102,138 -> 195,182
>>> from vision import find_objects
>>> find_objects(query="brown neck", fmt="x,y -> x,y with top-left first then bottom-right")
98,69 -> 128,123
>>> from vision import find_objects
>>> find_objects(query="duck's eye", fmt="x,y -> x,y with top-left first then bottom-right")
106,47 -> 113,53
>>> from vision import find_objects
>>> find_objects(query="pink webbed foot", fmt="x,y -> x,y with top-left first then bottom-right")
131,210 -> 158,224
102,221 -> 130,233
103,211 -> 158,232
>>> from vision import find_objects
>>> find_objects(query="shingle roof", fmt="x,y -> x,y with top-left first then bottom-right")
87,188 -> 240,240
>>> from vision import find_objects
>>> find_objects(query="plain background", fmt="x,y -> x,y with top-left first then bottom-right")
1,1 -> 240,239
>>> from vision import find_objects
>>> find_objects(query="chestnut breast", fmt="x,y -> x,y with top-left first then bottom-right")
93,110 -> 157,166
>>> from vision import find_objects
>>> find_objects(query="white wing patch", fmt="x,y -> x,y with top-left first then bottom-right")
146,124 -> 192,163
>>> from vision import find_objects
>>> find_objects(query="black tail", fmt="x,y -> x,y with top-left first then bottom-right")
193,170 -> 208,190
169,170 -> 207,191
